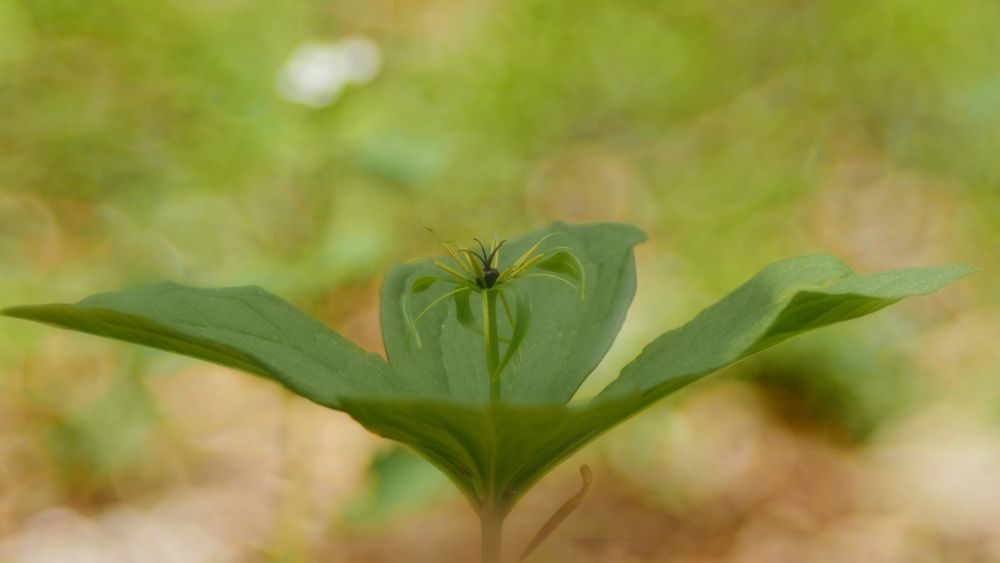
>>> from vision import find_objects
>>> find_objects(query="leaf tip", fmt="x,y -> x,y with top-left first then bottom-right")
956,262 -> 979,276
1,305 -> 34,319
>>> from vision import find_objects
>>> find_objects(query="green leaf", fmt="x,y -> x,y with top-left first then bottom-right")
597,255 -> 975,405
1,282 -> 403,410
340,397 -> 631,511
380,222 -> 646,406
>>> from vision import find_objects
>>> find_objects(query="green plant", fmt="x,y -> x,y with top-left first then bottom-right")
2,222 -> 972,562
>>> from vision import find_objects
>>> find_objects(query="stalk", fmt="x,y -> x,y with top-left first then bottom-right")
482,289 -> 501,405
480,507 -> 504,563
481,288 -> 505,562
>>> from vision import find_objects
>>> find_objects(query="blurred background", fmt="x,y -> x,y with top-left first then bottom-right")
1,0 -> 999,561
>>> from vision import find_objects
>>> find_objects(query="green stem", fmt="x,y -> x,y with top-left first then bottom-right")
481,289 -> 506,561
483,289 -> 501,405
480,508 -> 504,563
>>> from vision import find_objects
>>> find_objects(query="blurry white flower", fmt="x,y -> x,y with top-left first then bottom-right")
276,37 -> 382,108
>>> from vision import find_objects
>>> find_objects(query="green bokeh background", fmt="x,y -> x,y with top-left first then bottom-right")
1,1 -> 998,561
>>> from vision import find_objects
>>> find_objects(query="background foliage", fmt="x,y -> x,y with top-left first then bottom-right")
1,1 -> 998,561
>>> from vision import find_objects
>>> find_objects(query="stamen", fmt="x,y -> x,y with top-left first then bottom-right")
486,240 -> 506,268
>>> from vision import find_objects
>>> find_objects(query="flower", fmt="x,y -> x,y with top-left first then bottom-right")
433,234 -> 582,293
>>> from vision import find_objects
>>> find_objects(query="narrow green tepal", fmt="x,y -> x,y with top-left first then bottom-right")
0,222 -> 973,563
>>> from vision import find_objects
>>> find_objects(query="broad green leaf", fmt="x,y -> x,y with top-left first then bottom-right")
1,283 -> 401,410
597,255 -> 975,404
380,222 -> 645,406
340,396 -> 644,511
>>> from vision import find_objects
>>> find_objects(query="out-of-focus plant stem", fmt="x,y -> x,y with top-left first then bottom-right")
480,507 -> 504,563
483,289 -> 501,405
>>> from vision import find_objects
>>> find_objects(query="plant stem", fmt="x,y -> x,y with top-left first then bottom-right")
483,289 -> 501,405
480,288 -> 505,561
480,507 -> 504,563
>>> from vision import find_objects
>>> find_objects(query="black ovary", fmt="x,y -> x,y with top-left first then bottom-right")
478,268 -> 500,289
